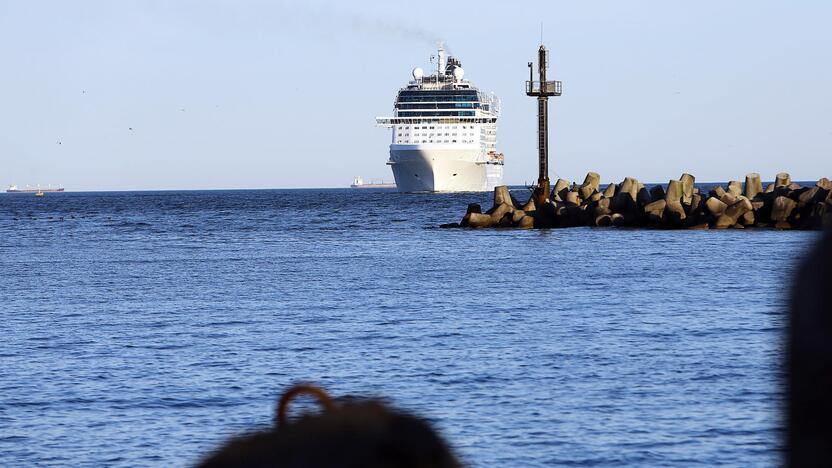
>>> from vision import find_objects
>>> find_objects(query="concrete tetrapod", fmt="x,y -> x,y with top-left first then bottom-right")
666,180 -> 684,202
517,215 -> 535,229
644,199 -> 667,225
594,198 -> 612,216
493,186 -> 515,208
720,193 -> 737,207
451,173 -> 830,231
579,185 -> 596,200
649,185 -> 666,202
581,172 -> 601,191
771,196 -> 798,229
595,214 -> 612,227
564,191 -> 580,205
489,203 -> 514,223
706,197 -> 728,217
745,173 -> 763,199
511,210 -> 527,224
463,212 -> 494,228
611,177 -> 639,217
637,187 -> 652,208
714,198 -> 753,229
680,173 -> 696,199
551,179 -> 570,201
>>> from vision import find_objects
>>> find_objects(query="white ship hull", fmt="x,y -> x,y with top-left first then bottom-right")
389,145 -> 503,192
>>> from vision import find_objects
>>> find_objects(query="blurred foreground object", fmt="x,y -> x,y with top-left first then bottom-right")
198,384 -> 461,468
788,229 -> 832,466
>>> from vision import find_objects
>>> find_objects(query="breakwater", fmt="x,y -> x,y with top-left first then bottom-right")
444,172 -> 832,230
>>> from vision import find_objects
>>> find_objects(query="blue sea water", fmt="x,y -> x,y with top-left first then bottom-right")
0,189 -> 819,466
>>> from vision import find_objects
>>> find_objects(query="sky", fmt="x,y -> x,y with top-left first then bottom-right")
1,0 -> 830,191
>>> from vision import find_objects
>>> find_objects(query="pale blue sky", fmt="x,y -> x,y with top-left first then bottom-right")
1,0 -> 830,190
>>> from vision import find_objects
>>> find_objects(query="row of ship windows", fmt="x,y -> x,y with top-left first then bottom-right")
397,111 -> 477,117
397,96 -> 479,103
397,125 -> 478,130
396,103 -> 480,110
402,111 -> 476,115
398,90 -> 478,96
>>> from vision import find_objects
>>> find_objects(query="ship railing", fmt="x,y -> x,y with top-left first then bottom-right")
376,116 -> 498,127
525,80 -> 562,96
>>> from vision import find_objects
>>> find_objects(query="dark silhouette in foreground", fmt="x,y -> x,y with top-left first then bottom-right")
789,229 -> 832,466
197,384 -> 461,468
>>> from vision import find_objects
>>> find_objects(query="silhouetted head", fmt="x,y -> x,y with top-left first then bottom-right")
197,384 -> 462,468
788,229 -> 832,466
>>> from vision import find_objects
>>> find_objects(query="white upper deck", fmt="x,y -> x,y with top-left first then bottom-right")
376,44 -> 499,126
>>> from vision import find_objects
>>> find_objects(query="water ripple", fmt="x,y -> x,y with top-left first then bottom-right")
0,188 -> 813,466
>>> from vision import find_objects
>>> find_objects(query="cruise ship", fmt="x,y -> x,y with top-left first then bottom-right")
376,44 -> 504,192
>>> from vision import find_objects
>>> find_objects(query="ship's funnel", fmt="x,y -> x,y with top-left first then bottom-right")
436,42 -> 446,75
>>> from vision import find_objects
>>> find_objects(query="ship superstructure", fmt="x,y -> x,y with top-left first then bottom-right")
376,44 -> 503,192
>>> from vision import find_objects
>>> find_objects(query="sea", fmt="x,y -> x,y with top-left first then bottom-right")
0,188 -> 819,466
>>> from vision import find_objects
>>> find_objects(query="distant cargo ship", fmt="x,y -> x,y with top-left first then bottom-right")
350,177 -> 396,189
6,184 -> 64,193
